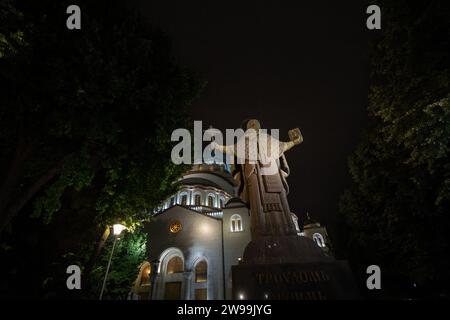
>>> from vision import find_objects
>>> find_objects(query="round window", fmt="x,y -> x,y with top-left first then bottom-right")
169,221 -> 182,233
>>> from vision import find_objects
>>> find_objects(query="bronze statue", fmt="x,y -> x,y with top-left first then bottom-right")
212,119 -> 303,240
224,121 -> 358,298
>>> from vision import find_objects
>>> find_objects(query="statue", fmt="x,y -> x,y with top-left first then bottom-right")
213,119 -> 303,240
212,119 -> 328,265
220,120 -> 359,299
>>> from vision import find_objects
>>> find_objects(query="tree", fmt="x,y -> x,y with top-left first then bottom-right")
39,225 -> 147,300
0,0 -> 201,234
0,0 -> 202,299
340,0 -> 450,298
92,229 -> 147,300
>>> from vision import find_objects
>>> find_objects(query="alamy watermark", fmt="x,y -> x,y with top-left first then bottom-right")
66,264 -> 81,290
66,5 -> 81,30
170,121 -> 290,175
366,265 -> 381,290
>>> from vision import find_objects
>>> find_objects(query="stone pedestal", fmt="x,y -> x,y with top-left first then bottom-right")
232,236 -> 359,300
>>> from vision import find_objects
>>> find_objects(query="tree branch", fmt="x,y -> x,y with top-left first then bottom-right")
0,161 -> 64,234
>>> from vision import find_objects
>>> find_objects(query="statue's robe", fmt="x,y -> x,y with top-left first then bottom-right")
221,131 -> 298,239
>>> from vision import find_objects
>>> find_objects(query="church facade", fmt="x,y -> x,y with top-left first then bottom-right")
130,163 -> 330,300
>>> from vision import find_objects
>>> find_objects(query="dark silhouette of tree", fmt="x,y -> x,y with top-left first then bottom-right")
0,0 -> 201,232
340,0 -> 450,298
0,0 -> 202,298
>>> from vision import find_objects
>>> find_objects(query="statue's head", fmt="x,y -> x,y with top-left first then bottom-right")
242,119 -> 261,131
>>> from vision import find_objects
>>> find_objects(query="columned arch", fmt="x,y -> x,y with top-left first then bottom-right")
219,196 -> 225,208
192,191 -> 202,206
130,261 -> 151,300
207,193 -> 216,208
191,256 -> 210,300
178,191 -> 189,206
154,248 -> 187,300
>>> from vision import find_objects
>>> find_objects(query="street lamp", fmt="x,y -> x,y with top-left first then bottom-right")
99,223 -> 126,300
113,223 -> 127,238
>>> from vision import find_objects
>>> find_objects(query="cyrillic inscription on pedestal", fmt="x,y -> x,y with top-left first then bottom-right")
232,261 -> 359,300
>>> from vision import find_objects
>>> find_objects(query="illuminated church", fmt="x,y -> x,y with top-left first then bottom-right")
130,163 -> 331,300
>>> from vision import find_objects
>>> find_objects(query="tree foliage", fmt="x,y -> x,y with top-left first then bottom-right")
340,0 -> 450,297
60,228 -> 147,300
0,0 -> 201,232
0,0 -> 201,299
93,230 -> 147,300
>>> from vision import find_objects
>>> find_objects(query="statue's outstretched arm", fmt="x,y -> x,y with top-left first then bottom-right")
282,128 -> 303,153
211,141 -> 236,156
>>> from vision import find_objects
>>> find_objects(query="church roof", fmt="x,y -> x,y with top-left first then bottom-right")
224,197 -> 248,208
302,212 -> 321,227
152,204 -> 222,220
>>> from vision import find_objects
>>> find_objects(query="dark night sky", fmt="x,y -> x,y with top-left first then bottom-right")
131,0 -> 369,232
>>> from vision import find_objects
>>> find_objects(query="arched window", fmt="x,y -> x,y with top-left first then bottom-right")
140,264 -> 151,286
219,198 -> 225,208
166,256 -> 184,274
230,214 -> 243,232
194,194 -> 201,206
180,194 -> 188,206
207,195 -> 215,207
313,233 -> 325,248
158,248 -> 185,300
195,260 -> 207,283
170,197 -> 175,207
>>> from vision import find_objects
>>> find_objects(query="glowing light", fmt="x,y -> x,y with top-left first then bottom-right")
199,223 -> 210,234
239,293 -> 245,300
113,223 -> 126,236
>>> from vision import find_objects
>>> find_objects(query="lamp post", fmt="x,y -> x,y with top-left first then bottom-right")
99,223 -> 126,300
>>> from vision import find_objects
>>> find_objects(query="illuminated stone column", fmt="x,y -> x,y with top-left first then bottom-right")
148,260 -> 160,300
152,273 -> 163,300
183,272 -> 193,299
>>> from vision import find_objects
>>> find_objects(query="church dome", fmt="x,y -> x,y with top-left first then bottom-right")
179,164 -> 236,195
156,163 -> 237,214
